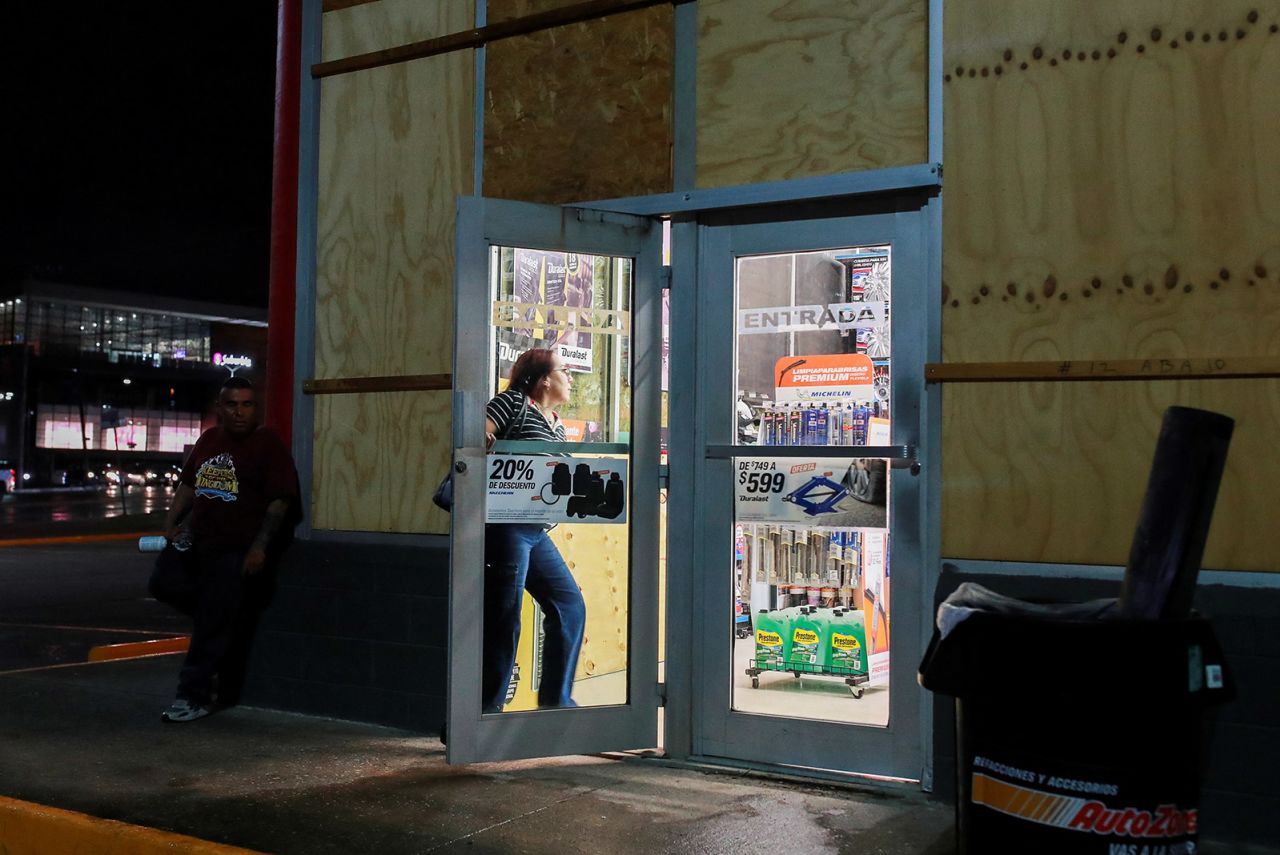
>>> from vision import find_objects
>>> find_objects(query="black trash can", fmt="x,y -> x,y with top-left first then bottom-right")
919,610 -> 1233,854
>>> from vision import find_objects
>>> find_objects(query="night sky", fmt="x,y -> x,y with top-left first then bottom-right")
6,4 -> 280,308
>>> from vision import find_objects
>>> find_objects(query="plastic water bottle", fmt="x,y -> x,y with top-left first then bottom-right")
137,536 -> 167,553
137,532 -> 192,553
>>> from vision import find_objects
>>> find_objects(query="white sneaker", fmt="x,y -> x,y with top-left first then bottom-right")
161,698 -> 211,723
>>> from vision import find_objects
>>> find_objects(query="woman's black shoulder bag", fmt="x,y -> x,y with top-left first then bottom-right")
432,393 -> 529,512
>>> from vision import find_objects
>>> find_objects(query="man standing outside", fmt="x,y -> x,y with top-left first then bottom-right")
150,376 -> 299,722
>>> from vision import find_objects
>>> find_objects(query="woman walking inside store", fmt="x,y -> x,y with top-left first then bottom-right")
482,348 -> 586,711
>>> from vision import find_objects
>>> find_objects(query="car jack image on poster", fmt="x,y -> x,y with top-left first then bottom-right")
736,457 -> 886,529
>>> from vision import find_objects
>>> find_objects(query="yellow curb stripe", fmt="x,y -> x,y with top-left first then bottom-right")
88,637 -> 191,662
0,532 -> 153,548
0,795 -> 267,855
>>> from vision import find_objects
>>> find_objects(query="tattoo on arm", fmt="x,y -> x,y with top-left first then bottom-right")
252,499 -> 291,551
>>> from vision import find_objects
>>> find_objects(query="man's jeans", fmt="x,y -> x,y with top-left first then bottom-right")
148,547 -> 256,705
482,524 -> 586,711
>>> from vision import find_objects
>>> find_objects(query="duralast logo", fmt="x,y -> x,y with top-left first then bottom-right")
755,630 -> 782,647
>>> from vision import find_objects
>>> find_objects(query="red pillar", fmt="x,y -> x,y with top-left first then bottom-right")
266,0 -> 301,441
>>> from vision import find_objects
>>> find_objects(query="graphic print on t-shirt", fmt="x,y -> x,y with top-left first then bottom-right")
194,453 -> 239,502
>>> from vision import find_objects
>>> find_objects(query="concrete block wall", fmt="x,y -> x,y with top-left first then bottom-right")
242,539 -> 449,732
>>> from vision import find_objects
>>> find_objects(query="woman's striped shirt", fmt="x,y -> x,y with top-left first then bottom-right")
486,388 -> 565,442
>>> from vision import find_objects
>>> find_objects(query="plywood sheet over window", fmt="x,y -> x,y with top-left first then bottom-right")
941,0 -> 1280,570
696,0 -> 927,188
312,393 -> 452,533
561,525 -> 629,685
321,0 -> 472,62
314,1 -> 473,533
315,56 -> 472,381
483,3 -> 673,203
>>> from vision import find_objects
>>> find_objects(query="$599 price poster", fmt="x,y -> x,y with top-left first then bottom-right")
735,457 -> 887,529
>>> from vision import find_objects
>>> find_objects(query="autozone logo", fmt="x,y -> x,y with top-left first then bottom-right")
972,773 -> 1197,839
1069,801 -> 1198,838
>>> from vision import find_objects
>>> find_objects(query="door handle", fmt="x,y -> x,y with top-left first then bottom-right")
893,458 -> 923,476
704,444 -> 916,461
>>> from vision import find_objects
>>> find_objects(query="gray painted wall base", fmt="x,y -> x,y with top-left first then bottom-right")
929,564 -> 1280,847
242,539 -> 449,733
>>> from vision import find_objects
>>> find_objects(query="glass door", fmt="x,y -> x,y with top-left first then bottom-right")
687,202 -> 930,779
448,197 -> 663,764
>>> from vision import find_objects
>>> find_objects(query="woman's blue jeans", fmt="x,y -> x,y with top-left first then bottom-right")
483,524 -> 586,711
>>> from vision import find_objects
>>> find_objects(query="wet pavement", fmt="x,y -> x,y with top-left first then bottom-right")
2,541 -> 1276,854
5,650 -> 1274,855
0,540 -> 183,672
1,654 -> 959,855
0,484 -> 173,527
0,540 -> 961,854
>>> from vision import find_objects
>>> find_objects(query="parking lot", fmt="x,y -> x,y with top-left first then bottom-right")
0,485 -> 171,528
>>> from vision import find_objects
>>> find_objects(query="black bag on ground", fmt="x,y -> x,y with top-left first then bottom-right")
433,394 -> 529,512
918,594 -> 1234,855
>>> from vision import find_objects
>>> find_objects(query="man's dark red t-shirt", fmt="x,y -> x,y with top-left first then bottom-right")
179,426 -> 299,551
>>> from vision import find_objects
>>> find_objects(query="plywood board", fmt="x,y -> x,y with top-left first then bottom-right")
483,3 -> 673,203
321,0 -> 472,62
311,392 -> 452,532
551,524 -> 630,680
941,1 -> 1280,569
313,1 -> 473,533
696,0 -> 927,188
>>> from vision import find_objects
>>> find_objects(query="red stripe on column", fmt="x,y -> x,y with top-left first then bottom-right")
266,0 -> 302,442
